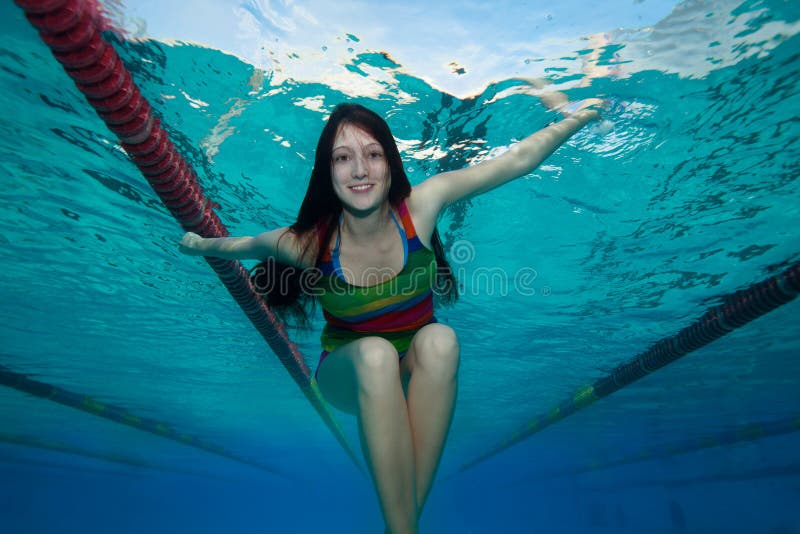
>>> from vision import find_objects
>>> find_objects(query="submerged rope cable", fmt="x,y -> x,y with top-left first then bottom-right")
459,261 -> 800,474
508,413 -> 800,483
0,431 -> 232,480
13,0 -> 363,474
0,362 -> 287,476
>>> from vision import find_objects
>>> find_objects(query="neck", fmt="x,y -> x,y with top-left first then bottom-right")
341,203 -> 393,241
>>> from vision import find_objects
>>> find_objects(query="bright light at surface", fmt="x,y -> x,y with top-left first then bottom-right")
106,0 -> 799,98
103,0 -> 675,95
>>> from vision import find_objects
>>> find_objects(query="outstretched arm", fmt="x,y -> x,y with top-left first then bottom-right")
413,108 -> 598,217
179,227 -> 308,266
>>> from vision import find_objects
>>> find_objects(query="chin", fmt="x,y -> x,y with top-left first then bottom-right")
349,194 -> 386,213
347,202 -> 379,215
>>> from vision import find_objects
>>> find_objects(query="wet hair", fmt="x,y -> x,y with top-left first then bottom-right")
251,103 -> 457,328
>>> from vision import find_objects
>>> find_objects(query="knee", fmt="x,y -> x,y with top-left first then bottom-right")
413,324 -> 460,380
352,336 -> 400,384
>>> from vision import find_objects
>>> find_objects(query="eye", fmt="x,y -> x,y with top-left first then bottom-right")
369,151 -> 384,159
333,153 -> 350,162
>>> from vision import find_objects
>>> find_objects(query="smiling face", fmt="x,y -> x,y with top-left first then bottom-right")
330,123 -> 391,215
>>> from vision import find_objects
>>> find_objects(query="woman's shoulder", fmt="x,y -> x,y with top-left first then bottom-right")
405,188 -> 438,250
265,226 -> 320,269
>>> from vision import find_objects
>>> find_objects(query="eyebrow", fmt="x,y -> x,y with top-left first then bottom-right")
332,142 -> 382,151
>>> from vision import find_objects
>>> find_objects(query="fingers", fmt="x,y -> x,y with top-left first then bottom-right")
178,232 -> 202,255
569,108 -> 601,123
558,98 -> 606,117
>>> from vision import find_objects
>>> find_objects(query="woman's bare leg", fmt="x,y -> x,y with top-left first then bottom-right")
401,323 -> 460,515
317,337 -> 418,534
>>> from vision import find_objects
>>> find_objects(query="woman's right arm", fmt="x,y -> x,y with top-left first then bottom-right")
179,227 -> 307,266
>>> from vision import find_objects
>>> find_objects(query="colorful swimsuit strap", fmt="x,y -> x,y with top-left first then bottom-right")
331,209 -> 408,281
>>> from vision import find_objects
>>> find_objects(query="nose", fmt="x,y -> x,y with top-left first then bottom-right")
352,153 -> 368,179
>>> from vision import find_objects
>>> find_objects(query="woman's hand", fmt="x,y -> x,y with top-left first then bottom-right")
179,232 -> 205,256
567,107 -> 601,124
557,98 -> 605,118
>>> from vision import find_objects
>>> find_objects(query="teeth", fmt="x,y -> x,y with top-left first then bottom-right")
351,185 -> 372,191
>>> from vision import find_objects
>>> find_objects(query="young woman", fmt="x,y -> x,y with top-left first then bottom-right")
179,102 -> 598,533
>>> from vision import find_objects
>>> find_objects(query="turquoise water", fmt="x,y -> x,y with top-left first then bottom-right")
1,0 -> 799,532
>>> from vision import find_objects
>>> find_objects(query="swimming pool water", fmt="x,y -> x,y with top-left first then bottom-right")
1,0 -> 799,532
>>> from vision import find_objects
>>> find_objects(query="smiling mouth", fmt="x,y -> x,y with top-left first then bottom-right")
349,184 -> 373,193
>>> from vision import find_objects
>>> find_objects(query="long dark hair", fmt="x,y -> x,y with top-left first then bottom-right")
251,103 -> 457,328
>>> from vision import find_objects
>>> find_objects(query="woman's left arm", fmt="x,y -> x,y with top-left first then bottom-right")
413,108 -> 598,217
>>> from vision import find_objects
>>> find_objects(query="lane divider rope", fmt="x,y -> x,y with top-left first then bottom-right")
13,0 -> 363,474
459,261 -> 800,474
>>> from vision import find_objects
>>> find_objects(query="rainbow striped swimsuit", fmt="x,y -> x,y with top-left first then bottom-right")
315,198 -> 437,366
